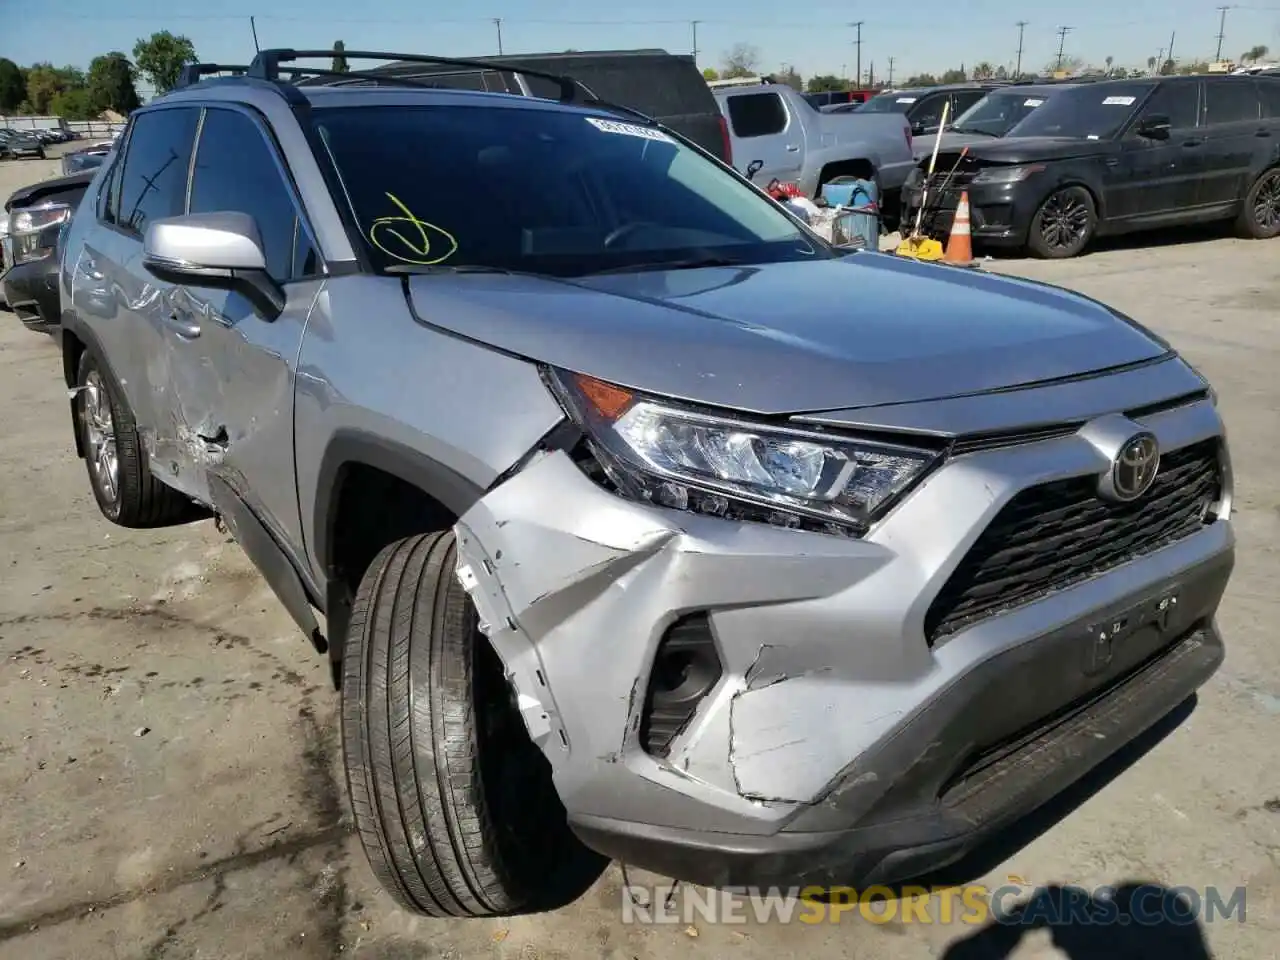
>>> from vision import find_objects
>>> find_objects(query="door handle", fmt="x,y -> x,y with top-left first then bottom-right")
1257,129 -> 1272,138
164,312 -> 201,339
784,144 -> 799,152
1182,139 -> 1203,147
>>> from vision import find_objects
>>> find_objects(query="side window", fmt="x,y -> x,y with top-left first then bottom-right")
910,93 -> 947,129
726,93 -> 787,138
188,107 -> 318,283
1204,79 -> 1260,125
951,90 -> 986,117
1134,82 -> 1198,130
115,108 -> 199,236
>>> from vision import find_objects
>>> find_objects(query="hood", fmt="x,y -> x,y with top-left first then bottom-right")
406,254 -> 1169,416
942,136 -> 1115,165
911,130 -> 1002,161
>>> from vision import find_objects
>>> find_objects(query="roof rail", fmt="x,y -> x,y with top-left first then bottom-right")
175,64 -> 251,89
246,49 -> 593,103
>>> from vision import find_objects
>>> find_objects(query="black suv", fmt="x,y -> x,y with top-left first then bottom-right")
835,83 -> 1006,136
901,74 -> 1280,257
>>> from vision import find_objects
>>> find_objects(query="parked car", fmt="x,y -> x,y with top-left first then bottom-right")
901,74 -> 1280,257
332,48 -> 732,164
1,169 -> 94,332
61,146 -> 110,175
713,80 -> 915,204
59,47 -> 1233,918
804,89 -> 875,110
830,83 -> 1004,136
0,128 -> 47,160
908,83 -> 1080,161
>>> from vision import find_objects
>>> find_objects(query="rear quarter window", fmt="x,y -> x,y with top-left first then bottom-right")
1263,79 -> 1280,118
1204,78 -> 1260,124
726,92 -> 787,138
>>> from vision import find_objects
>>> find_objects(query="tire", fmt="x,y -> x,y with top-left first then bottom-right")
1027,185 -> 1097,259
342,531 -> 604,918
1234,166 -> 1280,240
75,350 -> 207,528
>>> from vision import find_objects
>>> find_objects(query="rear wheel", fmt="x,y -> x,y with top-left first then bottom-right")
341,531 -> 605,917
75,350 -> 207,528
1027,186 -> 1096,259
1235,167 -> 1280,239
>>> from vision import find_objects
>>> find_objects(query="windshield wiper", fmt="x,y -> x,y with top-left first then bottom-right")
584,256 -> 745,276
949,126 -> 999,137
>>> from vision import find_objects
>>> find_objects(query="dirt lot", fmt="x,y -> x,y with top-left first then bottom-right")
1,154 -> 1278,960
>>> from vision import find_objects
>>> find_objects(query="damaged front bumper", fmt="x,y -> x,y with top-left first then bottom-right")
452,397 -> 1233,888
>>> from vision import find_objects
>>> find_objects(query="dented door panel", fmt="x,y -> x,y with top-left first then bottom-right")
157,281 -> 322,547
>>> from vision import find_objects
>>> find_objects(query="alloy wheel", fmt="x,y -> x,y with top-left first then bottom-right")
1037,191 -> 1092,253
82,370 -> 120,505
1253,171 -> 1280,232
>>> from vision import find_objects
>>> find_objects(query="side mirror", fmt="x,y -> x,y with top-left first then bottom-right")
142,211 -> 284,320
1135,114 -> 1171,139
911,121 -> 926,136
745,159 -> 764,181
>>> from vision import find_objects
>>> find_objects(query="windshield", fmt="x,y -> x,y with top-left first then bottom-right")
1005,82 -> 1156,140
952,91 -> 1053,136
314,105 -> 826,277
855,91 -> 921,113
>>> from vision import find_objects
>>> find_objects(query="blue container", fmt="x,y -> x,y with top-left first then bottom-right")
821,178 -> 878,249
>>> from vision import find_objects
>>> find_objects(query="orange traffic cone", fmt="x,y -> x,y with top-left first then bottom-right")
943,191 -> 975,266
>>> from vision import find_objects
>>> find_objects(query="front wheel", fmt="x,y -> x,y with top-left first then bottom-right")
1235,167 -> 1280,239
1027,186 -> 1097,259
341,531 -> 605,917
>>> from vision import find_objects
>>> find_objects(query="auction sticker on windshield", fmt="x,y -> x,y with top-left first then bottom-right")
586,118 -> 675,143
896,97 -> 917,103
1024,99 -> 1044,107
1102,96 -> 1137,106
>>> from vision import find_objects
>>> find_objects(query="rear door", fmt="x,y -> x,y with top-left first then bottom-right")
1107,80 -> 1202,221
720,89 -> 802,183
1198,76 -> 1263,209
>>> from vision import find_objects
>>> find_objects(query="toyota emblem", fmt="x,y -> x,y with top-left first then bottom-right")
1100,432 -> 1161,502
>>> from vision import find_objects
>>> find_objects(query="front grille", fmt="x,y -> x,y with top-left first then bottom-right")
924,170 -> 976,193
924,439 -> 1222,645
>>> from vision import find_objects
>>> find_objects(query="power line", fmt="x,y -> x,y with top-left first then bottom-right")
850,21 -> 864,87
1015,21 -> 1027,78
1215,6 -> 1230,61
1055,25 -> 1073,71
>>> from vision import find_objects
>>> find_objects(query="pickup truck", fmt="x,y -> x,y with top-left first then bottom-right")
713,81 -> 915,206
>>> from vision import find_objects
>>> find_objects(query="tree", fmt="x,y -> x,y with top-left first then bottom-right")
807,74 -> 845,93
0,58 -> 23,112
133,30 -> 198,95
776,64 -> 803,91
332,40 -> 349,74
87,52 -> 141,114
50,87 -> 94,120
1104,55 -> 1114,76
994,64 -> 1008,80
1243,45 -> 1269,63
1159,59 -> 1175,75
1147,56 -> 1157,72
23,63 -> 64,113
703,66 -> 719,81
721,43 -> 761,79
940,67 -> 966,83
904,73 -> 938,87
971,62 -> 994,80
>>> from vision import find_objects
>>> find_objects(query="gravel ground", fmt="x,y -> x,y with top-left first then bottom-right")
1,155 -> 1277,960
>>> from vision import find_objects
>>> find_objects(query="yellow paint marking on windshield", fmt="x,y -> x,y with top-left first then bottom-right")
368,192 -> 459,265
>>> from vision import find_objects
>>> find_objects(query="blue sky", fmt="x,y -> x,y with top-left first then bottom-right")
7,0 -> 1280,97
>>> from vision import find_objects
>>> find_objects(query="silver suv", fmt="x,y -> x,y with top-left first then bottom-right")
58,49 -> 1234,916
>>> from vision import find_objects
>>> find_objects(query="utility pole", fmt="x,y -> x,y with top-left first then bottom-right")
1015,21 -> 1027,78
691,21 -> 699,62
1154,47 -> 1164,75
850,21 -> 864,87
493,18 -> 503,55
1166,31 -> 1176,73
868,61 -> 874,87
887,56 -> 894,86
1055,26 -> 1073,72
1214,6 -> 1229,62
249,16 -> 260,53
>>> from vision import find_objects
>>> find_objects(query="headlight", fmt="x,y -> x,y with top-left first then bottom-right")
970,164 -> 1045,185
547,369 -> 940,537
10,203 -> 71,264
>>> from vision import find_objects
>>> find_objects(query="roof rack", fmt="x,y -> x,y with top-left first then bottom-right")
246,49 -> 594,103
176,64 -> 251,88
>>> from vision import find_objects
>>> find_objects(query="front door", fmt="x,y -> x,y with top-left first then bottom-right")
722,90 -> 803,185
1106,80 -> 1203,223
158,104 -> 325,549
